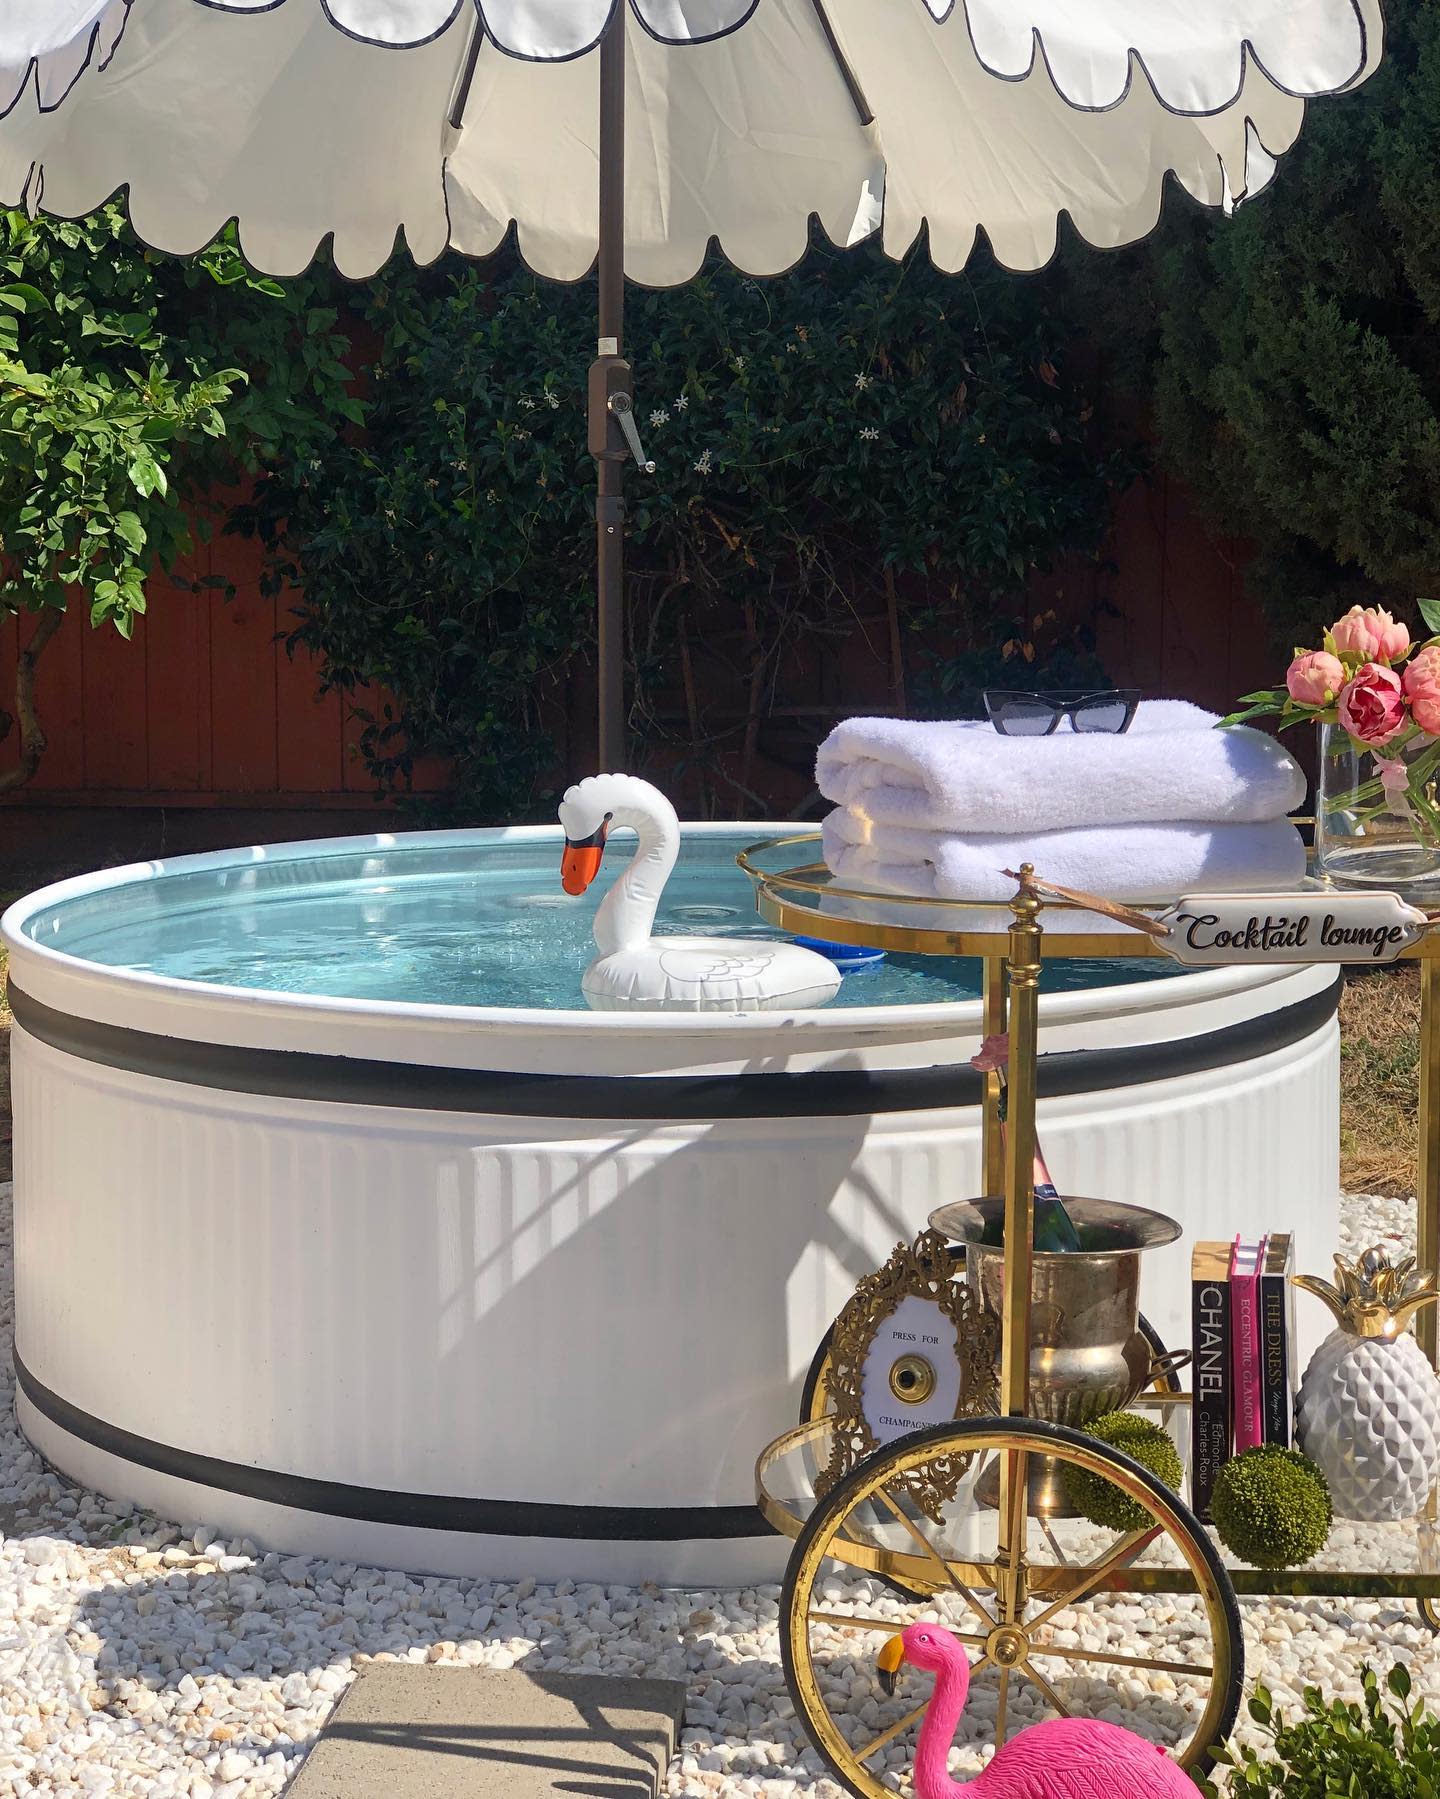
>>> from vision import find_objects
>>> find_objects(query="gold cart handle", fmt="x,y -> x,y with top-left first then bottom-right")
1001,867 -> 1173,939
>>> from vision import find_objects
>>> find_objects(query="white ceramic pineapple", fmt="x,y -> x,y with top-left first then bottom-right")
1293,1245 -> 1440,1523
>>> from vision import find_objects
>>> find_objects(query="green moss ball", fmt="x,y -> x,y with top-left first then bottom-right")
1063,1411 -> 1185,1532
1210,1446 -> 1333,1570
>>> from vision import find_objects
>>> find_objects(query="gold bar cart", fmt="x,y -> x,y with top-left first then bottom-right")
742,841 -> 1440,1797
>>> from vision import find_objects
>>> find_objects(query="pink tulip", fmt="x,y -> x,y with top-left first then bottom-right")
1330,604 -> 1411,665
1285,650 -> 1345,707
1404,645 -> 1440,737
1337,663 -> 1408,746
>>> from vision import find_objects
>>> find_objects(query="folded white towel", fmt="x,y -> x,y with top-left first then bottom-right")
816,702 -> 1304,834
822,808 -> 1307,904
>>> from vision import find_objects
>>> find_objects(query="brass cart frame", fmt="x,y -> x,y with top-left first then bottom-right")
742,839 -> 1440,1775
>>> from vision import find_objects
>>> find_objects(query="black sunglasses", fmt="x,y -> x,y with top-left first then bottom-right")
983,689 -> 1141,736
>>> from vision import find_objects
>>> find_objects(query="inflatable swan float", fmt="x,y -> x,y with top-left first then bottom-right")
558,774 -> 842,1013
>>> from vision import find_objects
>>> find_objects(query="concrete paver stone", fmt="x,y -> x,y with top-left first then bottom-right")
283,1664 -> 688,1799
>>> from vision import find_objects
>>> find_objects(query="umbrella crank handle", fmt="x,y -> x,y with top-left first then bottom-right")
588,354 -> 655,475
607,392 -> 656,474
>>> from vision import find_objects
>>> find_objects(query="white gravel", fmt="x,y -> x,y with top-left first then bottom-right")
2,1182 -> 1437,1797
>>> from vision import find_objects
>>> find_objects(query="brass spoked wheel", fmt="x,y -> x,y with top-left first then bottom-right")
1421,1598 -> 1440,1634
781,1416 -> 1242,1798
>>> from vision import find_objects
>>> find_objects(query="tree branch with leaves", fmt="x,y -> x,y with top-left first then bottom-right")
0,204 -> 357,791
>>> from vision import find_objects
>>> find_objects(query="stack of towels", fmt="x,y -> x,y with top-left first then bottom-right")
817,701 -> 1307,902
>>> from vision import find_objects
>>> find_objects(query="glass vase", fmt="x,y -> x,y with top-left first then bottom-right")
1315,721 -> 1440,895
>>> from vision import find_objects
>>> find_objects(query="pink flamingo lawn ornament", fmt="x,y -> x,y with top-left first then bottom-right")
877,1623 -> 1198,1798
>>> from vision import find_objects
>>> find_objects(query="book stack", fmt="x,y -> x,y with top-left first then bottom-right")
1190,1233 -> 1296,1520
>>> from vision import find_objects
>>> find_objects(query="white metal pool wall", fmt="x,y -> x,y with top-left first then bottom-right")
4,832 -> 1339,1585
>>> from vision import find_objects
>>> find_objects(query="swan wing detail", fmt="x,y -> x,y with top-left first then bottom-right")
656,944 -> 777,986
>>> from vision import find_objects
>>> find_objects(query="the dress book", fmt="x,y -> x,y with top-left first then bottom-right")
1259,1233 -> 1296,1448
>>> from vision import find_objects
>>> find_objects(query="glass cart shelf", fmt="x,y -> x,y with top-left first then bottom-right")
738,834 -> 1439,961
756,1408 -> 1440,1607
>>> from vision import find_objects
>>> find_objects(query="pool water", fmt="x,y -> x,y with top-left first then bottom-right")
19,833 -> 1180,1011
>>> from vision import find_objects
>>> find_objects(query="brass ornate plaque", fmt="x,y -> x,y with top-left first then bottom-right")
817,1228 -> 1000,1521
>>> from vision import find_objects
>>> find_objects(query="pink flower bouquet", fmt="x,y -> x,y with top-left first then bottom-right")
1225,602 -> 1440,844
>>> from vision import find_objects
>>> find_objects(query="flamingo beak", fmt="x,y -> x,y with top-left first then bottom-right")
877,1634 -> 905,1697
561,821 -> 608,895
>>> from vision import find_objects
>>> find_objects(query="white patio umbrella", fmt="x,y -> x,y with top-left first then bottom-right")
0,0 -> 1383,767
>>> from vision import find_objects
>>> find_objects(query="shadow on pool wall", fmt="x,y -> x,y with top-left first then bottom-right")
3,825 -> 1340,1584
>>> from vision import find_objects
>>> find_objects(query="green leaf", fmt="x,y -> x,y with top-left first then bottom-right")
1417,597 -> 1440,638
1219,701 -> 1288,728
126,451 -> 166,498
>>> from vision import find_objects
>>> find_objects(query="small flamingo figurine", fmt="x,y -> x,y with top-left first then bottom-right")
877,1623 -> 1198,1797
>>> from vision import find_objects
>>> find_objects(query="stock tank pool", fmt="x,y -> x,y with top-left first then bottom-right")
3,825 -> 1339,1584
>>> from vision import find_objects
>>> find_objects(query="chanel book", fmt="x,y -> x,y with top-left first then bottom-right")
1191,1241 -> 1233,1521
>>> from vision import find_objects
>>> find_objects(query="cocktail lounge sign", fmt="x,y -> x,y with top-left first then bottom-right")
1154,892 -> 1430,965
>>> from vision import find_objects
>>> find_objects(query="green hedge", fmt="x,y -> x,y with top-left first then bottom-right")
239,240 -> 1130,819
1067,0 -> 1440,650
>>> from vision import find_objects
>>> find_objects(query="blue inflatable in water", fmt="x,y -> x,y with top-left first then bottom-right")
793,936 -> 887,974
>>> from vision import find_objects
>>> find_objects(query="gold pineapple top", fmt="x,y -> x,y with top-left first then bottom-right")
1293,1245 -> 1440,1340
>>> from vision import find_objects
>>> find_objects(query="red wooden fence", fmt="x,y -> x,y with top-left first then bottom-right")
0,521 -> 375,806
1098,468 -> 1270,713
0,469 -> 1270,813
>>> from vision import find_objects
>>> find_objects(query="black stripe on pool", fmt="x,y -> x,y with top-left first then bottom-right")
12,1351 -> 770,1543
7,977 -> 1339,1121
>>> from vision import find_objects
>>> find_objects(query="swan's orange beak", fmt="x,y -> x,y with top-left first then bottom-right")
561,823 -> 608,895
877,1634 -> 905,1697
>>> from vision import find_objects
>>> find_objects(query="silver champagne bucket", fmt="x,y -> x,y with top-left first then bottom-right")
930,1195 -> 1186,1515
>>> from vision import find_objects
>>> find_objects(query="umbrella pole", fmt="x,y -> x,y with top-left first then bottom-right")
592,11 -> 627,772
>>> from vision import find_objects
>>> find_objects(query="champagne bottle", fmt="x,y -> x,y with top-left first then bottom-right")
996,1081 -> 1083,1253
1029,1134 -> 1084,1254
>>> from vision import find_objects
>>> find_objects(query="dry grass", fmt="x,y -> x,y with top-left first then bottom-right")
1339,964 -> 1419,1196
